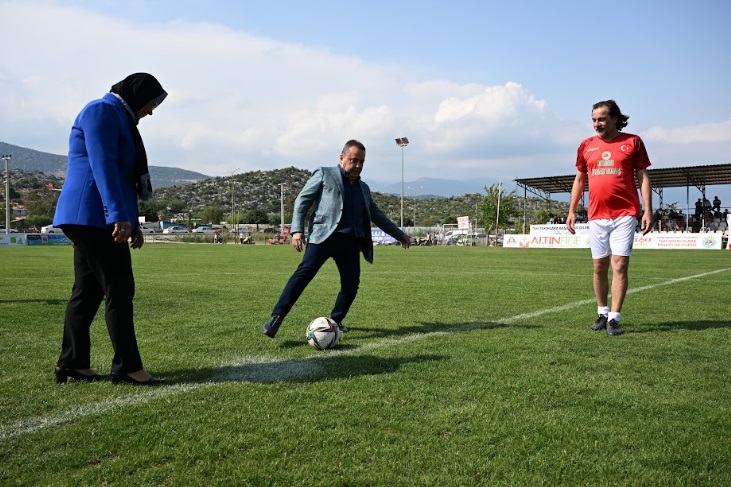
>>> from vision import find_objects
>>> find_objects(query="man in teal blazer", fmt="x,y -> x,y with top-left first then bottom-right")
262,139 -> 411,338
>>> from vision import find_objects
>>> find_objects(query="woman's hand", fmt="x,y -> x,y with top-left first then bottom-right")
130,227 -> 144,249
113,221 -> 132,243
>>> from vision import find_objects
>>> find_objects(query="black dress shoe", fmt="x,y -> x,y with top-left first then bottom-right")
111,372 -> 165,386
261,314 -> 283,338
55,367 -> 106,384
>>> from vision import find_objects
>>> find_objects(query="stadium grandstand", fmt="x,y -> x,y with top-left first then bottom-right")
515,163 -> 731,233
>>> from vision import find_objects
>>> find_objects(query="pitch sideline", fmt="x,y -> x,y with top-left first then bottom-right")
1,267 -> 728,441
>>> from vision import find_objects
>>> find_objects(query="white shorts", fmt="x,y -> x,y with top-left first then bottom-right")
588,215 -> 638,259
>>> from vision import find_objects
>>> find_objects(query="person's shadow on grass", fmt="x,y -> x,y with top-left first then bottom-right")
167,353 -> 446,385
632,320 -> 731,333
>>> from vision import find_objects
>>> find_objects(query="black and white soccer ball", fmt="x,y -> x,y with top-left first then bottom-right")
306,317 -> 340,350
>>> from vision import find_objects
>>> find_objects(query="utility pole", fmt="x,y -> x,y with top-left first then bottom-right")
395,138 -> 409,229
229,168 -> 239,233
279,183 -> 285,237
2,154 -> 10,234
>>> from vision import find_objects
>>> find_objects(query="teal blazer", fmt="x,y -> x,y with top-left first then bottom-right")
291,166 -> 405,264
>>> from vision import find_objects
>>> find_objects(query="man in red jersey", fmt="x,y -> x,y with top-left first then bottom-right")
566,100 -> 652,336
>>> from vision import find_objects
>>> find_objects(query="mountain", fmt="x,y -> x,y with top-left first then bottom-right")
0,141 -> 210,188
0,142 -> 502,197
369,176 -> 499,198
3,141 -> 566,230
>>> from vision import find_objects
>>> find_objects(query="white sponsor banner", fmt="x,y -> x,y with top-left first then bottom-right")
371,229 -> 397,244
0,234 -> 26,246
503,234 -> 590,248
457,216 -> 470,230
504,232 -> 723,250
530,224 -> 589,235
633,233 -> 723,250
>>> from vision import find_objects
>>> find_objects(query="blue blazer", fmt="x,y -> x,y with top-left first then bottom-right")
54,93 -> 139,231
291,166 -> 405,263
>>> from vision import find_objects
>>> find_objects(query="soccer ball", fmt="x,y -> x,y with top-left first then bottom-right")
306,317 -> 340,350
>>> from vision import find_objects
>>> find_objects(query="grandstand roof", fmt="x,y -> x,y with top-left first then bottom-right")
515,163 -> 731,197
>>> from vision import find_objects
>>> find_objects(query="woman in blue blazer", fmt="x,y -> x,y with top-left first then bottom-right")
53,73 -> 166,386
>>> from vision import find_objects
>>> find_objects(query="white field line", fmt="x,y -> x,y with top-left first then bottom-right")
2,267 -> 728,441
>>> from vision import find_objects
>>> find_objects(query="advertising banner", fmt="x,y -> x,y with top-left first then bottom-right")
632,233 -> 723,250
371,229 -> 397,245
503,234 -> 590,249
26,234 -> 72,245
529,223 -> 589,235
457,216 -> 470,230
0,234 -> 26,246
504,232 -> 723,250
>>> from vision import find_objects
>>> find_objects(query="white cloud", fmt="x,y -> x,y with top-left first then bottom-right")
644,117 -> 731,144
1,0 -> 729,198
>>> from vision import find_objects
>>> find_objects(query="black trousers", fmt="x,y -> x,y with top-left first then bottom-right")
273,232 -> 362,323
57,225 -> 143,374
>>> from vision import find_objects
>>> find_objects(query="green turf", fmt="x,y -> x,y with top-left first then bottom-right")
1,244 -> 729,486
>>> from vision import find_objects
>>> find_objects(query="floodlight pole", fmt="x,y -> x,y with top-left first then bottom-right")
395,138 -> 409,229
2,154 -> 10,234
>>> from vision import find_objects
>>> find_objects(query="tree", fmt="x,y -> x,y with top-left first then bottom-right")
23,188 -> 59,227
479,183 -> 520,236
201,206 -> 224,225
533,208 -> 554,225
441,215 -> 458,225
138,200 -> 159,222
244,208 -> 269,230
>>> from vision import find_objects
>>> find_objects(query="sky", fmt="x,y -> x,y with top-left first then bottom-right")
2,0 -> 731,208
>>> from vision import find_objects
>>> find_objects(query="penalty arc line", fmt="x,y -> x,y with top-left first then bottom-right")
1,266 -> 728,441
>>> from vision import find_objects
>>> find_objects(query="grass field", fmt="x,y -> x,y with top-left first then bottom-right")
1,243 -> 729,486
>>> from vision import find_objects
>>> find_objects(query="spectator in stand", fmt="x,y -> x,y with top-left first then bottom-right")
694,198 -> 703,219
712,196 -> 721,212
704,210 -> 714,227
703,197 -> 712,213
566,99 -> 652,337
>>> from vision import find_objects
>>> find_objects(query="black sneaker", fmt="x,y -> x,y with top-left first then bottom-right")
335,322 -> 349,334
591,315 -> 608,331
606,319 -> 622,336
261,314 -> 283,338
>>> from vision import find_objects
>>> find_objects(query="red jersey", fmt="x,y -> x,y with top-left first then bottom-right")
576,133 -> 651,220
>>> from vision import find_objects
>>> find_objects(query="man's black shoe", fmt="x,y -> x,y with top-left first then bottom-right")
335,322 -> 349,334
591,315 -> 608,331
261,314 -> 283,338
606,319 -> 623,336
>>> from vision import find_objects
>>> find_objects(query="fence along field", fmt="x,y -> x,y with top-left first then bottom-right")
0,245 -> 729,486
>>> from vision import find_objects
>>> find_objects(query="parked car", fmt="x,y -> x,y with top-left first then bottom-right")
192,225 -> 215,234
139,224 -> 157,234
455,233 -> 487,246
0,227 -> 18,233
41,225 -> 63,234
267,234 -> 287,245
162,226 -> 189,234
